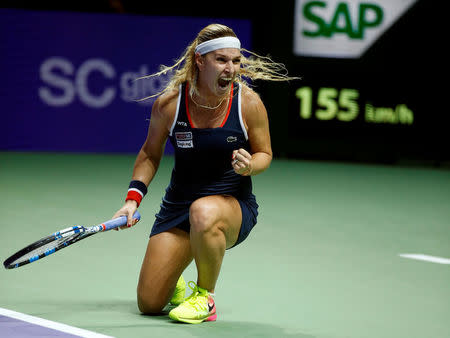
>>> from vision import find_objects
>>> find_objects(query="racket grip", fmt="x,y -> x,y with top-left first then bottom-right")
101,211 -> 141,231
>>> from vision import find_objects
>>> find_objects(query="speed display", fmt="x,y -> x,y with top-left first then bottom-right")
295,86 -> 414,125
266,0 -> 445,164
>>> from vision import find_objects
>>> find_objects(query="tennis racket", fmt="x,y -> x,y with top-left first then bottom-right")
3,211 -> 141,269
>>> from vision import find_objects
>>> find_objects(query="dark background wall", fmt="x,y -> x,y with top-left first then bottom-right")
2,0 -> 447,167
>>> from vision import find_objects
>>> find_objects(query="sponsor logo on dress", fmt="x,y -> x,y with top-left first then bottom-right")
175,131 -> 193,148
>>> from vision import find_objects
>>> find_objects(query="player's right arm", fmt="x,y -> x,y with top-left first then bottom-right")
131,90 -> 178,186
113,89 -> 179,227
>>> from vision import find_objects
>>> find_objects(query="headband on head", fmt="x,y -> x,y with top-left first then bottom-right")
195,36 -> 241,55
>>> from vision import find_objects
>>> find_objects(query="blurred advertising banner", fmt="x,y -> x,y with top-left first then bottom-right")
256,0 -> 445,163
293,0 -> 417,58
0,9 -> 251,153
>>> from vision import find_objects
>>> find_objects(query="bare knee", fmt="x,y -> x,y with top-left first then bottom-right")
137,283 -> 168,315
136,230 -> 193,314
189,198 -> 222,235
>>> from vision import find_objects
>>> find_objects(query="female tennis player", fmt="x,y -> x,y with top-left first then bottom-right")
112,23 -> 297,324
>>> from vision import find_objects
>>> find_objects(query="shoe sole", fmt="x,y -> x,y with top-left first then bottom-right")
169,312 -> 217,324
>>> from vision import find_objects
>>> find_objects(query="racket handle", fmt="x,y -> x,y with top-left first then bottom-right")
101,211 -> 141,231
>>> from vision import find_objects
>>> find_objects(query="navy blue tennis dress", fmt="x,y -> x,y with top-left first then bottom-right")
150,82 -> 258,247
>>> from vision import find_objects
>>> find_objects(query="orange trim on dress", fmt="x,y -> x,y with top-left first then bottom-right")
185,82 -> 234,129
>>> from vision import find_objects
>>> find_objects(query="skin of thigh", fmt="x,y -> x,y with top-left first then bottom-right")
189,195 -> 243,292
137,195 -> 243,311
137,227 -> 193,314
189,194 -> 243,249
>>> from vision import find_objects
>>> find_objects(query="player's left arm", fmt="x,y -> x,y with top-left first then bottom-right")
233,88 -> 273,176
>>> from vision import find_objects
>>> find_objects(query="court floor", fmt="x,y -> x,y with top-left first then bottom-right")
1,152 -> 449,338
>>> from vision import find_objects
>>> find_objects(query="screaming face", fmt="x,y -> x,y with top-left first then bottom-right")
197,48 -> 241,97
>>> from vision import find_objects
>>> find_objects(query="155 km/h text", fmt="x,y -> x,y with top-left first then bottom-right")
295,86 -> 414,125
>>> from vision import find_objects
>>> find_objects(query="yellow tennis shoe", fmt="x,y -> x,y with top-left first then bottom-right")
169,281 -> 217,324
169,275 -> 186,306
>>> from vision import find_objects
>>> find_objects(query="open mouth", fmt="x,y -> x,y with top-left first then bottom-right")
218,77 -> 232,90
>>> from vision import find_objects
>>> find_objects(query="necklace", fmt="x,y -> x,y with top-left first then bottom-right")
190,93 -> 226,110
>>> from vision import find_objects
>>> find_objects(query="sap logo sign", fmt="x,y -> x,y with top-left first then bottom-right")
294,0 -> 417,58
39,57 -> 168,108
303,1 -> 383,39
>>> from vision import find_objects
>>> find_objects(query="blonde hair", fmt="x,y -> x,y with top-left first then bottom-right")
137,23 -> 298,100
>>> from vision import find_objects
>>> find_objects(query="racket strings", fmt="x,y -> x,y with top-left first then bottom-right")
9,234 -> 79,265
4,215 -> 134,269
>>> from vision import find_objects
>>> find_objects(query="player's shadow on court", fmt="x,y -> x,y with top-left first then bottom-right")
179,321 -> 315,338
42,300 -> 314,337
146,314 -> 315,338
80,301 -> 315,337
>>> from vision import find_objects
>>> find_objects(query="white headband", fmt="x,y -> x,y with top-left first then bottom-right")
195,36 -> 241,55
